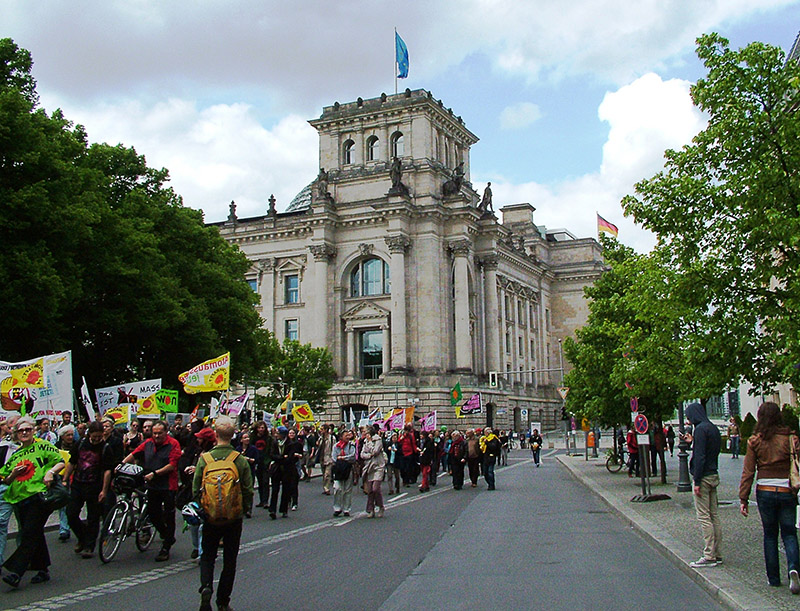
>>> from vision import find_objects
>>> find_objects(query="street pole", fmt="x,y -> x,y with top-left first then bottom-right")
676,402 -> 692,492
558,339 -> 569,454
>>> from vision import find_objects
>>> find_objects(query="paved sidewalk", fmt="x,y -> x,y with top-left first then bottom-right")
554,441 -> 799,610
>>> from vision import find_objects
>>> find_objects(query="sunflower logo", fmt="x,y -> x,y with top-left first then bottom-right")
14,459 -> 35,482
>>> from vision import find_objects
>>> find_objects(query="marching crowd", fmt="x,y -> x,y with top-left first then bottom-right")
0,410 -> 520,608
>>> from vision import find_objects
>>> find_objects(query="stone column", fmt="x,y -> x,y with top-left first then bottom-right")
450,239 -> 472,372
381,324 -> 391,374
344,324 -> 356,380
309,244 -> 336,349
385,235 -> 411,371
258,257 -> 276,333
481,256 -> 500,375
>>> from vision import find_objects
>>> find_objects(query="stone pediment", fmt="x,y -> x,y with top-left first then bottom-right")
342,301 -> 390,323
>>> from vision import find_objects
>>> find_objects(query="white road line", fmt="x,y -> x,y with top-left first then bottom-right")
13,463 -> 531,610
387,492 -> 408,503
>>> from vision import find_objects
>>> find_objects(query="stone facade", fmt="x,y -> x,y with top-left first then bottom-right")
212,89 -> 604,433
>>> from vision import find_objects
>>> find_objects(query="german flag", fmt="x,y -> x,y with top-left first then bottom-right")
597,213 -> 619,238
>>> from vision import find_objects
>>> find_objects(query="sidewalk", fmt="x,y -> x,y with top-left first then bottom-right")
554,440 -> 798,610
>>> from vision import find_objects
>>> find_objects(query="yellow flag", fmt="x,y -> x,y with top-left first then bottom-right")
279,389 -> 293,413
292,402 -> 315,423
179,353 -> 230,394
105,404 -> 129,425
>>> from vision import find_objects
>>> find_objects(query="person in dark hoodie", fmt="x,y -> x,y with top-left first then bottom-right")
684,402 -> 722,568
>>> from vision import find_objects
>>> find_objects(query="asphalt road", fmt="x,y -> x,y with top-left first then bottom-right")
3,450 -> 722,610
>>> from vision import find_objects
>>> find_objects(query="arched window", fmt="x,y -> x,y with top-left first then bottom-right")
343,139 -> 355,165
366,135 -> 379,161
350,257 -> 390,297
391,131 -> 404,158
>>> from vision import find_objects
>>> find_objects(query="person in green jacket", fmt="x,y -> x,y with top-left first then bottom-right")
0,415 -> 65,588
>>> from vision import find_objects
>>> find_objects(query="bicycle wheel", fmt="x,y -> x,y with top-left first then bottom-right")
99,504 -> 130,563
135,511 -> 156,551
605,454 -> 623,473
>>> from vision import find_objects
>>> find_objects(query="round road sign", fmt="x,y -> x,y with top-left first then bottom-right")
633,413 -> 649,435
630,396 -> 639,412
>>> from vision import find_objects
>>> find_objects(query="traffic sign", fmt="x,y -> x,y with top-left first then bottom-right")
630,396 -> 639,412
581,418 -> 590,432
634,413 -> 649,435
558,387 -> 569,400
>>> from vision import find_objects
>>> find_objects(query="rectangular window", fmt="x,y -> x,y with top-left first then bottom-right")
529,304 -> 535,327
360,330 -> 383,379
505,329 -> 511,354
519,336 -> 524,356
285,319 -> 298,341
518,301 -> 524,324
285,274 -> 299,304
247,279 -> 258,292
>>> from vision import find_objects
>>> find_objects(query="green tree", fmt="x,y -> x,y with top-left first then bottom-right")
0,38 -> 264,388
622,34 -> 800,395
256,339 -> 336,412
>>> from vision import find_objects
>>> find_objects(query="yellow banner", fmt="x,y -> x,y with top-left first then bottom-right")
105,404 -> 129,425
2,359 -> 45,391
136,394 -> 160,416
291,402 -> 314,423
178,353 -> 230,394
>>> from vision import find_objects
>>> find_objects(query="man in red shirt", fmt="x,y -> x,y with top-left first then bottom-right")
398,424 -> 418,487
123,420 -> 181,561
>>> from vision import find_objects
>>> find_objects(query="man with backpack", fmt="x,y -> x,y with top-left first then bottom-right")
194,416 -> 253,611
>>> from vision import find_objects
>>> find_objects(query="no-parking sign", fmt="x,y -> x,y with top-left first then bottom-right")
634,413 -> 649,434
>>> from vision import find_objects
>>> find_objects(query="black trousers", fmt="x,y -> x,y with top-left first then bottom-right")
268,470 -> 298,514
451,459 -> 465,489
467,457 -> 481,485
200,519 -> 243,606
147,489 -> 176,547
67,483 -> 103,551
4,495 -> 52,576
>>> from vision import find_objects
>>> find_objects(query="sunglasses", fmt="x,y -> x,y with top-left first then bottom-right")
17,427 -> 33,433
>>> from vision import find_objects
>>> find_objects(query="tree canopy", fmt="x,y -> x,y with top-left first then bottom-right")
0,38 -> 264,388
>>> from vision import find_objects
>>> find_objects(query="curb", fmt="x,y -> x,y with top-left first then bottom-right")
556,455 -> 781,611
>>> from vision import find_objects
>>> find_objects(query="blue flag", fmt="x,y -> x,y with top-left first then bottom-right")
395,32 -> 409,79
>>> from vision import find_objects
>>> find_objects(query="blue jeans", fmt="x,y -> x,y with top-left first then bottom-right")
730,436 -> 740,458
756,489 -> 800,586
483,459 -> 496,489
0,485 -> 14,564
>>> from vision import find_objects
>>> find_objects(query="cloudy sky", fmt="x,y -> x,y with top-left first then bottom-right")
4,0 -> 800,251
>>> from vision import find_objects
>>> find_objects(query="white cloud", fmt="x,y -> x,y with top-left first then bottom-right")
499,102 -> 543,130
40,94 -> 319,221
484,73 -> 706,253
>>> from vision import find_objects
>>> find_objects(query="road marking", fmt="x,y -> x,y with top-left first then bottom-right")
12,460 -> 534,610
388,492 -> 408,503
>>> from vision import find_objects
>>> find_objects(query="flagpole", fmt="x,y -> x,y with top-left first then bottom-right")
394,27 -> 398,95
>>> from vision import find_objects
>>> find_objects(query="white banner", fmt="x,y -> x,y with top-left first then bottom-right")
0,351 -> 73,420
94,378 -> 162,416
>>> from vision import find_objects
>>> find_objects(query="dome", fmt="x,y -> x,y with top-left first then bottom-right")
285,181 -> 312,212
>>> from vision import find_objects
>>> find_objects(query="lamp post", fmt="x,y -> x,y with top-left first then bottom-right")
676,401 -> 692,492
557,338 -> 569,453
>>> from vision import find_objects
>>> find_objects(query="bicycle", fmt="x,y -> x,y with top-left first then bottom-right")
99,463 -> 157,563
605,446 -> 628,473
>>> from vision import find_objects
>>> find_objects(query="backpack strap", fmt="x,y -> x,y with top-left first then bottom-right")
224,450 -> 240,464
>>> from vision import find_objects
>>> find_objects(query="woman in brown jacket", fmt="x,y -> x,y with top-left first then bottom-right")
738,402 -> 800,593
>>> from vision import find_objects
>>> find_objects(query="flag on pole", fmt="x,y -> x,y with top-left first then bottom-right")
209,396 -> 220,420
80,377 -> 97,421
387,411 -> 405,430
349,407 -> 356,426
395,31 -> 409,79
450,382 -> 462,406
421,411 -> 437,432
292,402 -> 315,423
461,392 -> 482,415
226,393 -> 249,417
597,213 -> 619,238
367,407 -> 383,423
279,389 -> 293,413
179,353 -> 230,394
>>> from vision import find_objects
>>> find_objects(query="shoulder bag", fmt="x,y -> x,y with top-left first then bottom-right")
38,474 -> 70,512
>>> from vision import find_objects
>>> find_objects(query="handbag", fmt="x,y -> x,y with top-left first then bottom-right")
789,435 -> 800,495
332,459 -> 352,482
38,475 -> 70,511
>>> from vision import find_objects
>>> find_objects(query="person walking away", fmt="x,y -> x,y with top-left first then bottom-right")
361,424 -> 387,517
530,429 -> 543,467
448,431 -> 467,489
123,419 -> 182,561
480,428 -> 501,490
251,421 -> 272,508
63,421 -> 114,559
418,431 -> 434,492
684,402 -> 722,568
666,424 -> 676,457
626,426 -> 639,478
465,429 -> 482,487
332,429 -> 357,516
653,422 -> 667,482
728,417 -> 741,459
738,402 -> 800,593
195,416 -> 253,611
0,416 -> 65,588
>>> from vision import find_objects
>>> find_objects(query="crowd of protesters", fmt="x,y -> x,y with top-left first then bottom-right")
0,408 -> 517,594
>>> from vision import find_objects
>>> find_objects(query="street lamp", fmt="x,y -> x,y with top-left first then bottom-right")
676,402 -> 692,492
